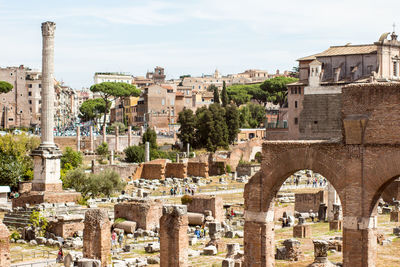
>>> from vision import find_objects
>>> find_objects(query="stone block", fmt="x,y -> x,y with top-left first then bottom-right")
293,224 -> 311,238
203,245 -> 217,255
329,220 -> 342,231
390,211 -> 400,222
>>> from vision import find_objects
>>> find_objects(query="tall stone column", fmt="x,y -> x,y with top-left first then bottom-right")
128,126 -> 132,146
145,141 -> 150,162
115,126 -> 119,152
76,126 -> 81,152
90,126 -> 94,153
31,21 -> 62,192
102,125 -> 107,143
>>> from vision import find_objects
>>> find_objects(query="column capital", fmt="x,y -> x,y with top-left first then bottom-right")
41,21 -> 56,37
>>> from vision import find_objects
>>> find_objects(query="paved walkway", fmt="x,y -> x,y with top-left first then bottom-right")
11,259 -> 56,267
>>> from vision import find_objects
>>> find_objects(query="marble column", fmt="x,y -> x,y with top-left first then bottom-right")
90,126 -> 94,153
76,126 -> 81,152
128,126 -> 132,147
31,21 -> 62,192
145,141 -> 150,162
115,126 -> 119,152
102,125 -> 107,143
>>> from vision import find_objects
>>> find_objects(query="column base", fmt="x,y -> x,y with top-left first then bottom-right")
12,191 -> 81,208
31,182 -> 63,192
293,224 -> 312,238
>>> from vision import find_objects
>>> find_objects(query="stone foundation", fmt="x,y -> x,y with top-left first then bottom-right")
329,220 -> 343,231
12,191 -> 81,208
31,182 -> 63,192
165,163 -> 187,178
160,205 -> 188,267
293,224 -> 311,238
83,209 -> 111,267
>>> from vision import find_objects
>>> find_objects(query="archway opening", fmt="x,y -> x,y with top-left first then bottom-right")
271,170 -> 343,266
370,176 -> 400,266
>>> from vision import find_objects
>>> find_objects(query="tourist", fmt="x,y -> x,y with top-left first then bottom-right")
56,247 -> 63,263
231,208 -> 235,217
14,191 -> 19,198
295,177 -> 299,187
309,210 -> 315,222
202,225 -> 207,238
111,230 -> 117,249
170,188 -> 174,196
118,232 -> 124,248
194,226 -> 201,238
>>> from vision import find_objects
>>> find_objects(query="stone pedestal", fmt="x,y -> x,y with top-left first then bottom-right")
76,126 -> 81,152
128,126 -> 132,146
115,126 -> 119,152
390,211 -> 400,222
293,224 -> 311,238
160,205 -> 188,267
329,220 -> 343,231
83,209 -> 111,267
31,146 -> 63,192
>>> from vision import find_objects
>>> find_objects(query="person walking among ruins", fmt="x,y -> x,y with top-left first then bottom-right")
118,232 -> 124,248
111,230 -> 117,249
56,247 -> 63,263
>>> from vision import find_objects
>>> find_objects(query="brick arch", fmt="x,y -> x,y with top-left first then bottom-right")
249,146 -> 262,162
245,142 -> 346,213
243,141 -> 346,267
364,149 -> 400,216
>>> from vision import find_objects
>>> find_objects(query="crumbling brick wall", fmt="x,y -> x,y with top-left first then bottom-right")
141,160 -> 166,179
160,205 -> 188,267
165,163 -> 187,178
83,209 -> 110,267
186,195 -> 224,222
114,199 -> 163,230
48,216 -> 84,238
295,190 -> 327,213
187,162 -> 208,178
92,163 -> 138,179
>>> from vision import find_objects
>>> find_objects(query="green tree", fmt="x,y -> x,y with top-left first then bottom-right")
0,153 -> 24,188
213,86 -> 220,104
260,76 -> 297,107
79,98 -> 107,124
90,82 -> 140,128
0,81 -> 13,94
61,147 -> 83,169
177,108 -> 196,148
239,103 -> 266,128
226,85 -> 252,106
221,81 -> 228,107
225,104 -> 240,144
124,145 -> 145,163
142,128 -> 157,149
195,107 -> 214,151
207,84 -> 218,92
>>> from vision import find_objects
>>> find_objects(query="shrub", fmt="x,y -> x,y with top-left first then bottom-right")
10,231 -> 21,240
96,142 -> 109,159
226,164 -> 232,173
29,210 -> 48,237
181,195 -> 193,205
124,145 -> 145,163
114,218 -> 127,224
142,128 -> 157,149
255,151 -> 262,163
61,147 -> 83,169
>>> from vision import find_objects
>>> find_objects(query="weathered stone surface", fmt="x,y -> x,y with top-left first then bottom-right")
160,205 -> 188,267
83,209 -> 111,267
293,224 -> 311,238
0,222 -> 10,267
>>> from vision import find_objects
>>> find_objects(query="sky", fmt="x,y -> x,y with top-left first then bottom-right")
0,0 -> 399,89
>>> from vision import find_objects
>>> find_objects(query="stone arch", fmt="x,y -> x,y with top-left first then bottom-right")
249,146 -> 262,162
244,141 -> 347,267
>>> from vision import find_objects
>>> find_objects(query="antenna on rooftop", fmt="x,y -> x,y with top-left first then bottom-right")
393,22 -> 396,33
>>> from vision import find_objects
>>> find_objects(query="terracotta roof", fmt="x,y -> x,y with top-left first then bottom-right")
175,92 -> 184,96
298,44 -> 377,61
161,85 -> 173,90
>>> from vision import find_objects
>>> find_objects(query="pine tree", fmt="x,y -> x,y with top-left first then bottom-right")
177,108 -> 196,148
225,104 -> 240,144
221,81 -> 228,107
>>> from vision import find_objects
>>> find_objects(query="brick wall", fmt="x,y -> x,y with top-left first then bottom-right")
186,195 -> 224,222
48,217 -> 84,238
294,190 -> 327,213
187,162 -> 208,178
114,199 -> 163,230
298,94 -> 342,140
141,161 -> 166,180
165,163 -> 187,178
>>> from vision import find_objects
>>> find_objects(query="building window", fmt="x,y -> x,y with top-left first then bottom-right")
294,117 -> 298,125
39,84 -> 41,88
298,87 -> 301,94
8,118 -> 13,121
394,62 -> 398,77
295,101 -> 298,108
29,100 -> 32,104
29,84 -> 32,88
39,100 -> 41,104
161,99 -> 165,106
28,92 -> 32,96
